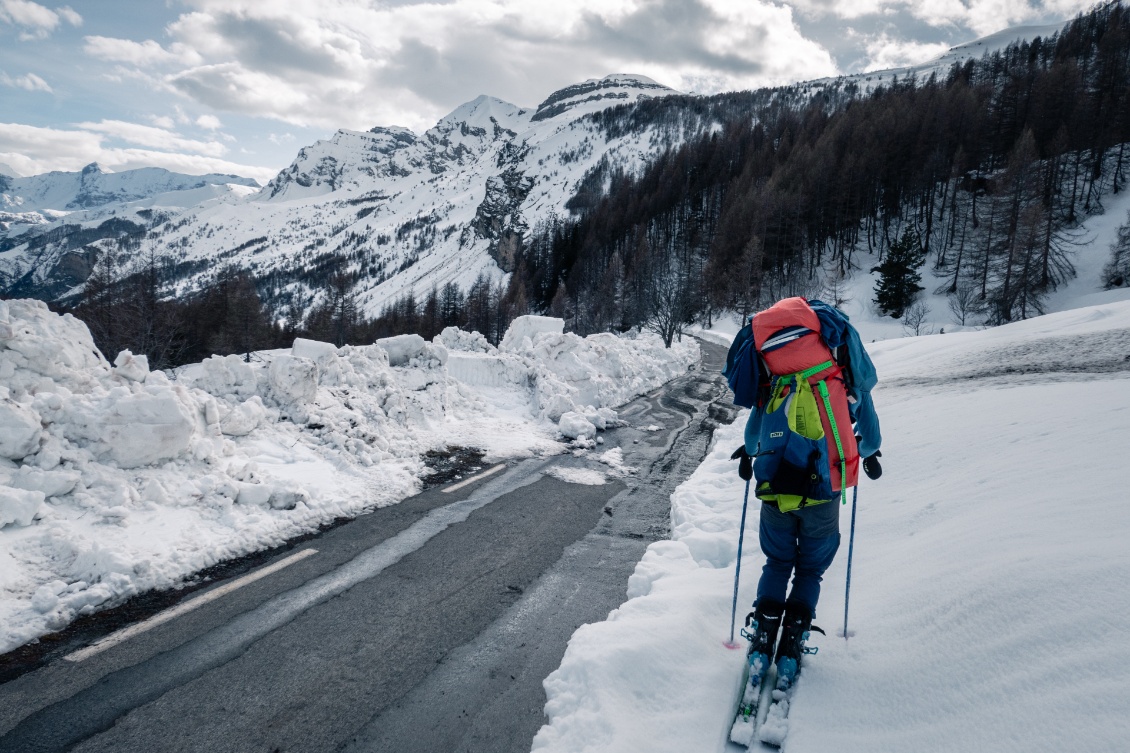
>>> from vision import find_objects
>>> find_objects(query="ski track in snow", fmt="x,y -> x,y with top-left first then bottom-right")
534,298 -> 1130,753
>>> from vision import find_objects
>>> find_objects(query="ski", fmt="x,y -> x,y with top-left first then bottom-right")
728,651 -> 767,746
756,682 -> 795,748
730,652 -> 784,748
756,628 -> 821,748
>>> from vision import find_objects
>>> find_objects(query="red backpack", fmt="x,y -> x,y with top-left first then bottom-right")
751,297 -> 859,509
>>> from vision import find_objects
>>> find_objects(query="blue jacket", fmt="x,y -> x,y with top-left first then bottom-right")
741,300 -> 882,460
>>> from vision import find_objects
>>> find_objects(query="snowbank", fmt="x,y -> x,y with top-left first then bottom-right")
0,305 -> 697,653
535,299 -> 1130,753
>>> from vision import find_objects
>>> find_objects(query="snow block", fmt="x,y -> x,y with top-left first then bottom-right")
446,352 -> 529,388
0,486 -> 45,528
269,355 -> 319,404
236,482 -> 272,506
101,391 -> 197,468
0,299 -> 109,395
558,411 -> 597,440
292,338 -> 339,363
500,315 -> 564,352
192,354 -> 258,399
31,581 -> 66,614
220,397 -> 265,436
0,400 -> 43,459
10,467 -> 80,498
112,350 -> 149,382
376,334 -> 428,367
435,326 -> 495,353
269,487 -> 309,510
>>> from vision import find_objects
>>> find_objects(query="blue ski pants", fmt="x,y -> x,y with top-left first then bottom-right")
755,500 -> 841,616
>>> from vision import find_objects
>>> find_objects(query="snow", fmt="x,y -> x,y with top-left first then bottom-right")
546,466 -> 608,486
499,315 -> 565,352
0,304 -> 697,653
691,181 -> 1130,350
558,412 -> 598,440
535,298 -> 1130,752
0,487 -> 43,528
0,73 -> 694,315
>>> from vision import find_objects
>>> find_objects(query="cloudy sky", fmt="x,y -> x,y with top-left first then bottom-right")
0,0 -> 1093,183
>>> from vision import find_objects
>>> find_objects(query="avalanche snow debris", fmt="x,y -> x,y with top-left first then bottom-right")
0,304 -> 697,653
0,399 -> 42,460
0,486 -> 43,528
112,350 -> 149,382
435,326 -> 494,353
558,412 -> 597,440
499,315 -> 564,352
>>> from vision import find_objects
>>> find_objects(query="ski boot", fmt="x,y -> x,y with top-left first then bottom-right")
741,599 -> 784,687
774,601 -> 825,690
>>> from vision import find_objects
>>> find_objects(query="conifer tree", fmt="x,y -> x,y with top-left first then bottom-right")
1103,210 -> 1130,288
872,229 -> 926,318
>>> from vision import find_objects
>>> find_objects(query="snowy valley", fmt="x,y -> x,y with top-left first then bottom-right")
2,5 -> 1130,752
1,74 -> 719,311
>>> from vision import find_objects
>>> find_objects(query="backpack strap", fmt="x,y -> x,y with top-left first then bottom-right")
816,380 -> 848,507
798,360 -> 848,507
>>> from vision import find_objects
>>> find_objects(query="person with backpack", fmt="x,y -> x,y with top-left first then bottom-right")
723,296 -> 882,692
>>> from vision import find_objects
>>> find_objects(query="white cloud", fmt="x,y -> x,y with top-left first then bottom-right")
78,0 -> 839,132
791,0 -> 1093,36
56,4 -> 79,26
149,115 -> 176,129
0,70 -> 52,92
0,122 -> 273,182
73,119 -> 228,157
195,114 -> 222,130
0,0 -> 56,29
0,0 -> 79,38
863,33 -> 950,71
83,36 -> 200,66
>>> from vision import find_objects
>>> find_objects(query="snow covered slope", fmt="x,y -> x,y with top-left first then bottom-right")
0,301 -> 696,653
134,74 -> 686,314
0,75 -> 700,310
534,299 -> 1130,752
797,21 -> 1068,94
0,164 -> 261,300
1,163 -> 258,225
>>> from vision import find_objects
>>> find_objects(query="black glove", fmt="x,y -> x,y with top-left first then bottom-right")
730,446 -> 753,481
862,451 -> 882,480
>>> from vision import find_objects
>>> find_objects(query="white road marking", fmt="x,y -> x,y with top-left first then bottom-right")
441,463 -> 506,494
65,548 -> 319,663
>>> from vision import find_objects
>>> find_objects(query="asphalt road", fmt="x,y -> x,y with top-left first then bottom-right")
0,339 -> 736,753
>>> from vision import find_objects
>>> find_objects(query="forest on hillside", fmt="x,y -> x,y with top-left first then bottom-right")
58,1 -> 1130,365
499,0 -> 1130,341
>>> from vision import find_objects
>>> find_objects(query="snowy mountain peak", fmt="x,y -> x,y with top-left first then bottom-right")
368,124 -> 416,140
2,165 -> 258,215
532,73 -> 680,122
0,162 -> 18,178
7,70 -> 710,308
437,95 -> 529,132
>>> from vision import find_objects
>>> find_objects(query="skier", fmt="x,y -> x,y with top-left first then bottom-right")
727,296 -> 882,690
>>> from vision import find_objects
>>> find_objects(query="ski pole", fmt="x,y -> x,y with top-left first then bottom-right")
843,483 -> 859,640
726,478 -> 752,648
